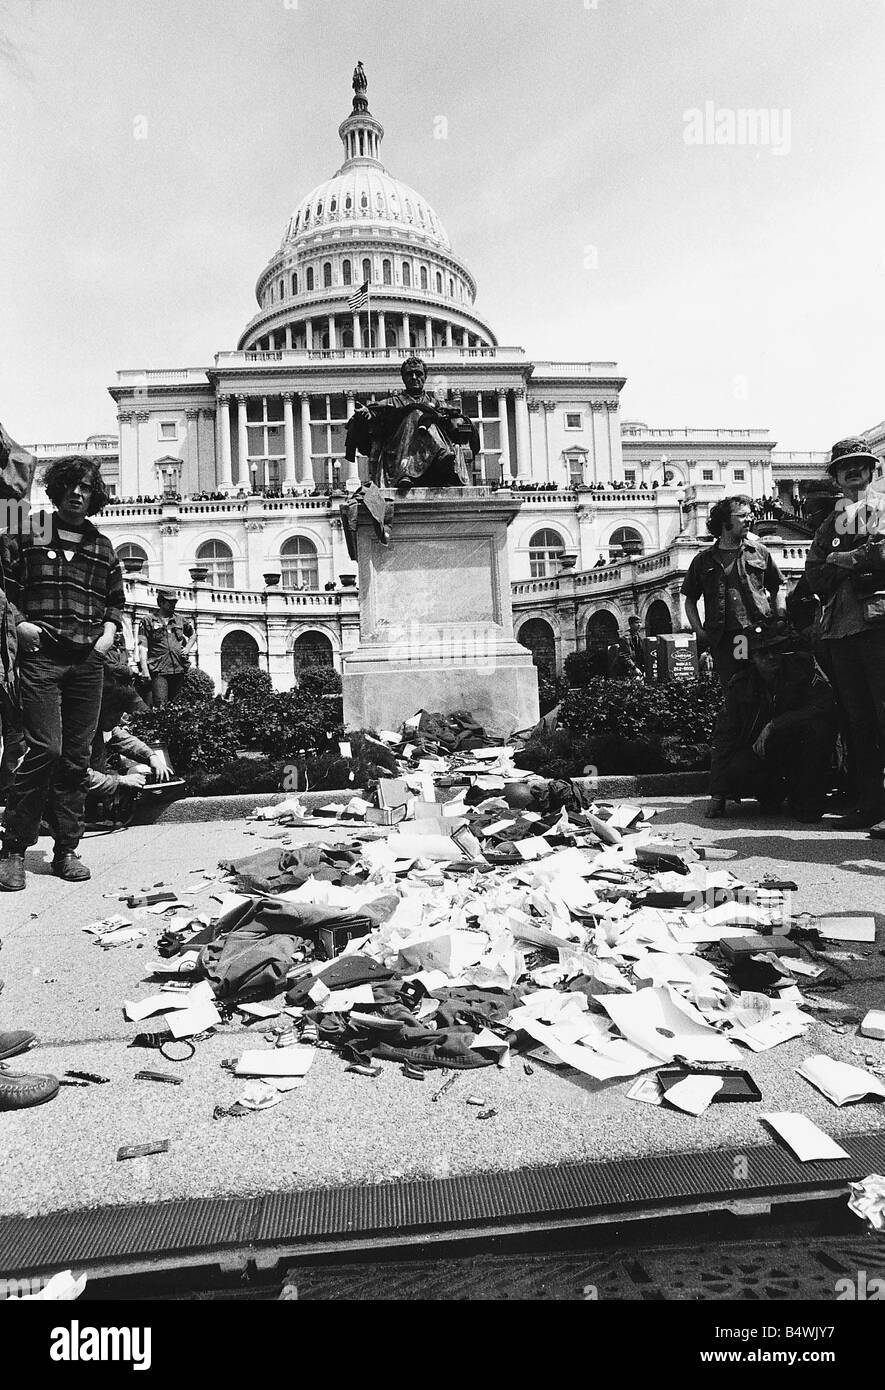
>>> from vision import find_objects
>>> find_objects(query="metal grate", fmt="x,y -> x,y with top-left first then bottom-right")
2,1133 -> 884,1279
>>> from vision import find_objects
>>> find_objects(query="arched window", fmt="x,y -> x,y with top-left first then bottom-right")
362,257 -> 372,284
342,259 -> 352,285
586,610 -> 619,650
196,540 -> 234,589
449,277 -> 454,297
293,631 -> 334,672
402,261 -> 411,288
518,619 -> 556,678
316,201 -> 323,218
528,528 -> 565,579
344,193 -> 352,212
420,265 -> 428,290
323,262 -> 332,288
279,278 -> 284,300
382,258 -> 392,285
306,266 -> 314,291
291,272 -> 298,295
115,543 -> 149,577
360,192 -> 368,211
220,631 -> 260,687
280,536 -> 319,590
609,526 -> 644,558
303,206 -> 310,225
435,271 -> 443,294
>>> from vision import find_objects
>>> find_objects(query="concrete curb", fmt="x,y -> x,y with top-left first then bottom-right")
150,772 -> 710,823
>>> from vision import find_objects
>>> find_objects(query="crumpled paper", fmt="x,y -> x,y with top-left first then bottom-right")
848,1174 -> 885,1231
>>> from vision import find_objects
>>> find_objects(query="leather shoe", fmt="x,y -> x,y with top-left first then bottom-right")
0,1030 -> 36,1061
0,852 -> 25,891
0,1065 -> 59,1110
52,851 -> 90,882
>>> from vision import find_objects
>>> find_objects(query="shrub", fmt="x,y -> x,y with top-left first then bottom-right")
179,666 -> 216,704
296,666 -> 342,698
515,676 -> 722,777
225,666 -> 275,743
131,697 -> 240,776
537,671 -> 569,716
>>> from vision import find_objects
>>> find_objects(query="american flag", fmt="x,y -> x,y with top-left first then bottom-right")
347,279 -> 370,311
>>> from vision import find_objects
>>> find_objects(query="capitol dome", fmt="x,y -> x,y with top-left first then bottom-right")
238,64 -> 496,354
282,167 -> 451,256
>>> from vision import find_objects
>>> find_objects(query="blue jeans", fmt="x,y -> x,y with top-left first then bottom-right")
2,646 -> 104,853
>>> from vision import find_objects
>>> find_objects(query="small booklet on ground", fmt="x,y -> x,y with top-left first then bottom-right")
796,1054 -> 885,1106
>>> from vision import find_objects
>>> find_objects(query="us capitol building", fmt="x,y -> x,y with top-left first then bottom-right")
28,67 -> 885,691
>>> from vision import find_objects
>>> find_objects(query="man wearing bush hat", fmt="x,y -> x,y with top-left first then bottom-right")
805,437 -> 885,831
137,588 -> 195,709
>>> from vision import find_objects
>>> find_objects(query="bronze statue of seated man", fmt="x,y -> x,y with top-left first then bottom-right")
347,356 -> 479,491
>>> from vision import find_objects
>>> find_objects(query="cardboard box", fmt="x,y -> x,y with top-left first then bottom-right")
656,633 -> 699,683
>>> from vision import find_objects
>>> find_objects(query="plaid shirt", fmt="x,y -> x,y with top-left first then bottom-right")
4,515 -> 124,655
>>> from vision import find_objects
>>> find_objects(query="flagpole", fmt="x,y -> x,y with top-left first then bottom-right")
366,280 -> 371,352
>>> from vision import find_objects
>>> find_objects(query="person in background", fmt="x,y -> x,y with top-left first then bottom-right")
805,437 -> 885,831
705,622 -> 836,821
681,495 -> 784,685
138,588 -> 194,708
0,456 -> 123,891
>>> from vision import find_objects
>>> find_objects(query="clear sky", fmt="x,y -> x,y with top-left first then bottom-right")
2,0 -> 884,450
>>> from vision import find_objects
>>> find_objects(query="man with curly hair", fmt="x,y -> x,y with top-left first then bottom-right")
681,494 -> 784,684
0,456 -> 124,890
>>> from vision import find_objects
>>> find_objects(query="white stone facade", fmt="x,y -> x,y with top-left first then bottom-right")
26,71 -> 884,691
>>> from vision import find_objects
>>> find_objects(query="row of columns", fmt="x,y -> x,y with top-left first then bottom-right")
266,312 -> 489,353
214,386 -> 533,493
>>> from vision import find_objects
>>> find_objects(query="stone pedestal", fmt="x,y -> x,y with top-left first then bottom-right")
342,488 -> 539,736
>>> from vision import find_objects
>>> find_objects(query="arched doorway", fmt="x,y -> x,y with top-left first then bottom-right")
609,526 -> 644,559
517,618 -> 557,677
115,543 -> 149,576
586,609 -> 619,650
221,631 -> 260,686
645,600 -> 672,637
293,631 -> 334,674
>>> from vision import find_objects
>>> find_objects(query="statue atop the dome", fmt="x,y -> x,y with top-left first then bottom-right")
352,61 -> 367,96
346,356 -> 479,492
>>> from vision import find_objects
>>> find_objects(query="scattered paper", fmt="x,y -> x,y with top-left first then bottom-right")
848,1174 -> 885,1230
816,916 -> 876,943
796,1055 -> 885,1106
163,1000 -> 221,1038
761,1112 -> 850,1162
663,1074 -> 723,1116
235,1048 -> 315,1077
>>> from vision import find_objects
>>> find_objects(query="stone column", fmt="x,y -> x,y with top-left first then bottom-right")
592,403 -> 609,485
402,312 -> 410,349
282,393 -> 296,485
217,396 -> 233,492
185,409 -> 199,495
344,392 -> 360,490
461,329 -> 469,347
543,401 -> 555,485
237,396 -> 248,489
444,323 -> 453,347
268,332 -> 276,350
606,399 -> 622,479
497,390 -> 511,482
305,319 -> 313,350
352,313 -> 361,349
425,316 -> 433,348
514,387 -> 532,482
284,325 -> 292,349
327,316 -> 337,350
298,394 -> 313,488
377,310 -> 386,347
